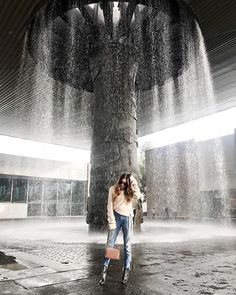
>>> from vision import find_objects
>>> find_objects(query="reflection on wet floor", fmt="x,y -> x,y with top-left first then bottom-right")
0,220 -> 235,294
0,251 -> 27,271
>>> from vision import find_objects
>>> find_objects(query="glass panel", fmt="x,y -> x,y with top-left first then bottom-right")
57,204 -> 70,216
71,203 -> 84,216
27,204 -> 41,216
42,180 -> 57,216
43,180 -> 57,202
72,181 -> 85,203
42,203 -> 57,216
0,178 -> 12,202
58,181 -> 71,204
12,179 -> 27,203
84,181 -> 88,201
28,180 -> 43,203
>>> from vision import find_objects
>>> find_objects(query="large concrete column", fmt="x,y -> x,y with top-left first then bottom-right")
86,42 -> 139,231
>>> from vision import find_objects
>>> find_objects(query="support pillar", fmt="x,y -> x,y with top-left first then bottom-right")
86,42 -> 138,231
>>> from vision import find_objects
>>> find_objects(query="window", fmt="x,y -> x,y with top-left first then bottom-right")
57,204 -> 70,216
27,179 -> 43,216
71,203 -> 84,216
57,181 -> 71,216
12,178 -> 27,203
72,181 -> 85,203
42,180 -> 57,216
0,178 -> 12,202
43,203 -> 57,216
71,181 -> 87,216
58,181 -> 71,204
28,180 -> 43,203
43,180 -> 57,202
28,204 -> 42,216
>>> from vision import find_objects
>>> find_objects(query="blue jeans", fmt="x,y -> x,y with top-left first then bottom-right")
103,210 -> 132,269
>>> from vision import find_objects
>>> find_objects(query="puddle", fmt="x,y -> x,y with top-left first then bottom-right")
0,251 -> 28,271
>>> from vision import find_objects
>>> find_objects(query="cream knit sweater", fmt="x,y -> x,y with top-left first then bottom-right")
107,177 -> 142,230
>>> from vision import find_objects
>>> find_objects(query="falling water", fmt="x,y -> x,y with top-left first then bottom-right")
138,5 -> 229,220
18,5 -> 93,147
16,5 -> 92,217
19,0 -> 229,220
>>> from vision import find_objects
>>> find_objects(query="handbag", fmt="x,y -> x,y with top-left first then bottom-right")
105,245 -> 120,260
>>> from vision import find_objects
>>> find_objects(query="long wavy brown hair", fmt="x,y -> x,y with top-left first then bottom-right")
112,174 -> 133,203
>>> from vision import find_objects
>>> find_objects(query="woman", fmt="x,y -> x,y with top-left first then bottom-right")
100,173 -> 141,285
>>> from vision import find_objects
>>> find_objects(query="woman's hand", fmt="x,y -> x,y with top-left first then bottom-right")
108,223 -> 116,231
129,175 -> 137,184
129,175 -> 142,200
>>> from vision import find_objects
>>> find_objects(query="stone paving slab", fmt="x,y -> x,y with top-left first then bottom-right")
0,280 -> 34,295
0,266 -> 56,281
15,269 -> 90,289
32,278 -> 99,295
0,249 -> 83,272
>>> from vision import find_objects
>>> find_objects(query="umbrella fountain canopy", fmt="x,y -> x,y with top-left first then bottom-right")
26,0 -> 200,230
27,0 -> 197,91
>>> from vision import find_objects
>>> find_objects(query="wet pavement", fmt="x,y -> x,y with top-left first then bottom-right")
0,252 -> 27,271
0,218 -> 236,295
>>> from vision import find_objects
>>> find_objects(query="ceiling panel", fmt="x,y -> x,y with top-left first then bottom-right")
0,0 -> 236,148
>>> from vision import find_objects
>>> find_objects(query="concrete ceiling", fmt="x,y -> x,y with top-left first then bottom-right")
0,0 -> 236,148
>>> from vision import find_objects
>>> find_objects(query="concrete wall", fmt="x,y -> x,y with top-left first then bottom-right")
0,153 -> 88,181
0,203 -> 27,219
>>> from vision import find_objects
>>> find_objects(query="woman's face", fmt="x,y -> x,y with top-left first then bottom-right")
119,178 -> 127,190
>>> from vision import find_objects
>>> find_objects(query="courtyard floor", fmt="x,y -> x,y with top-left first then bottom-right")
0,218 -> 236,295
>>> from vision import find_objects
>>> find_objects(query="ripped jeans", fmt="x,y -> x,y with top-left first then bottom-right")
103,210 -> 132,269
